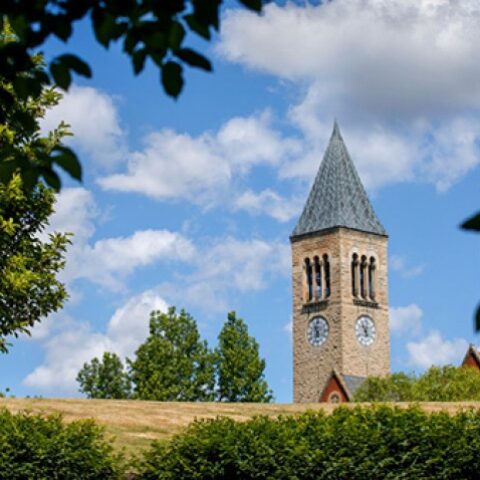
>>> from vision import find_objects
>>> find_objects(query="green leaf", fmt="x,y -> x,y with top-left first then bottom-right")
91,8 -> 116,47
161,61 -> 183,98
475,304 -> 480,332
132,49 -> 147,75
50,63 -> 71,90
53,146 -> 82,181
41,169 -> 62,191
168,21 -> 186,50
175,48 -> 212,71
55,54 -> 92,78
184,14 -> 211,40
461,211 -> 480,231
238,0 -> 262,12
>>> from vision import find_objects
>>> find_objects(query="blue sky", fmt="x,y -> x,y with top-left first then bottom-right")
1,0 -> 479,401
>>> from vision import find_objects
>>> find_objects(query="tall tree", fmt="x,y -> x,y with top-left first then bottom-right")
0,1 -> 262,189
77,352 -> 131,399
215,311 -> 273,402
0,32 -> 71,351
0,23 -> 81,190
129,307 -> 215,401
0,176 -> 69,352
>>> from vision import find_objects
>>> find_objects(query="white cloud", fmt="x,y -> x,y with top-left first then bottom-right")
75,229 -> 195,291
99,111 -> 299,208
390,304 -> 423,335
390,254 -> 424,279
162,237 -> 290,312
216,110 -> 300,171
23,290 -> 168,394
45,188 -> 194,292
406,331 -> 468,369
234,189 -> 302,222
41,85 -> 127,168
219,1 -> 480,192
99,129 -> 231,205
41,187 -> 97,243
220,1 -> 480,116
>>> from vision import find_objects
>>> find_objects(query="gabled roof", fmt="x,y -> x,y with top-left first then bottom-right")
321,369 -> 367,402
342,374 -> 367,397
462,344 -> 480,369
292,122 -> 387,238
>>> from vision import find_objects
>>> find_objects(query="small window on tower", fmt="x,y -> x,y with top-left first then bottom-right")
323,254 -> 331,297
305,258 -> 313,302
360,255 -> 367,299
314,256 -> 322,300
368,257 -> 376,300
351,253 -> 359,297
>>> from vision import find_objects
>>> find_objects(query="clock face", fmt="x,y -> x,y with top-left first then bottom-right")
355,315 -> 376,346
307,316 -> 329,347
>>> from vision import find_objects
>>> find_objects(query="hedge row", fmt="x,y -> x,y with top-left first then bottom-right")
3,406 -> 480,479
0,409 -> 123,479
137,406 -> 480,480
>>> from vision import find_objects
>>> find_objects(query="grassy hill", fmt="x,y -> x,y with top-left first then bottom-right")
2,398 -> 479,456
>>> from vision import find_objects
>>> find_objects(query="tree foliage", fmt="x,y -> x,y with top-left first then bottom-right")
0,175 -> 69,352
0,409 -> 123,478
77,351 -> 131,399
129,307 -> 215,401
354,365 -> 480,402
138,406 -> 480,479
0,24 -> 81,190
0,0 -> 261,189
0,27 -> 71,351
215,311 -> 272,402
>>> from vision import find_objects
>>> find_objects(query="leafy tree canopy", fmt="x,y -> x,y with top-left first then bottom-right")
77,351 -> 131,399
0,0 -> 261,190
0,175 -> 69,352
354,365 -> 480,402
0,25 -> 70,351
129,307 -> 215,401
215,311 -> 272,402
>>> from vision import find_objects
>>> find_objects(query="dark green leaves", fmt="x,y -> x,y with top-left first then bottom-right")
52,146 -> 83,182
460,211 -> 480,332
139,406 -> 480,479
50,54 -> 92,89
461,211 -> 480,231
175,48 -> 212,71
1,0 -> 265,190
238,0 -> 262,11
162,61 -> 184,98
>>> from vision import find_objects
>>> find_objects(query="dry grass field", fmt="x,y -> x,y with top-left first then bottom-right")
2,398 -> 480,456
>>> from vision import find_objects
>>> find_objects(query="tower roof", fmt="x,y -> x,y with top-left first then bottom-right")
292,122 -> 387,238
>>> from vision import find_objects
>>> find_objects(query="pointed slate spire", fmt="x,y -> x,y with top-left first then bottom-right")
292,122 -> 387,238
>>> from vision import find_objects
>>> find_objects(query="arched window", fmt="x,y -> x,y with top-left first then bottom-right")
323,254 -> 331,298
368,257 -> 376,300
351,253 -> 359,297
328,392 -> 341,403
360,255 -> 367,299
314,256 -> 322,300
305,258 -> 313,302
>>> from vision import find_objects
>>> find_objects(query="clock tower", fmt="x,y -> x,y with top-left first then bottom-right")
291,122 -> 390,403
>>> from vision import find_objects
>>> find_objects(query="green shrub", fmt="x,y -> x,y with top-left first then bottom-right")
354,366 -> 480,402
0,409 -> 123,479
137,406 -> 480,479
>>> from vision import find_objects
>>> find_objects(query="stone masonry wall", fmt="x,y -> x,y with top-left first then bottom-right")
291,227 -> 390,403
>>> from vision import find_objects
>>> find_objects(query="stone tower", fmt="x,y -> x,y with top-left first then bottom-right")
291,122 -> 390,403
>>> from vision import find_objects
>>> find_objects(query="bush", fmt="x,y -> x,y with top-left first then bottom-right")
354,366 -> 480,402
0,409 -> 123,479
137,406 -> 480,479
